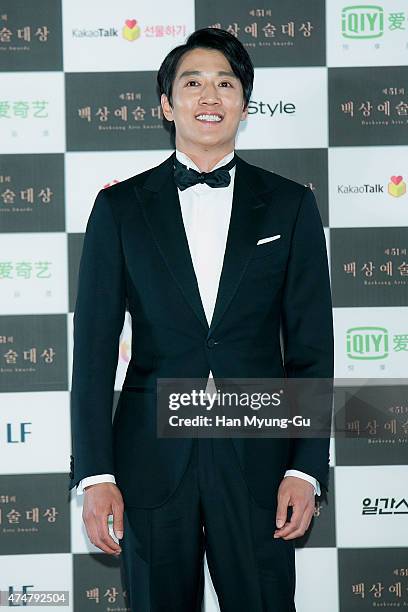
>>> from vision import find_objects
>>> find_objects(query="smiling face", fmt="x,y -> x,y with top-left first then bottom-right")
161,47 -> 248,156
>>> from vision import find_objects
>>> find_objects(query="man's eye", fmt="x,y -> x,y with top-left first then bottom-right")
219,81 -> 232,87
186,80 -> 200,86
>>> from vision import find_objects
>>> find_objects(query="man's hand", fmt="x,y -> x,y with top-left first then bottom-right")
274,476 -> 315,540
82,482 -> 124,555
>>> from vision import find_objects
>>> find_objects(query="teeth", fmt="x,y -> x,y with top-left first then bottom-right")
196,114 -> 222,122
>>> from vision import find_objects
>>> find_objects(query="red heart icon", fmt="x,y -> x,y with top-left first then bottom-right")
391,175 -> 403,185
125,19 -> 137,29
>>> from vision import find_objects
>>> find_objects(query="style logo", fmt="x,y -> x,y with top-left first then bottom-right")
247,100 -> 296,117
346,326 -> 389,359
388,175 -> 406,197
122,19 -> 141,42
341,5 -> 384,39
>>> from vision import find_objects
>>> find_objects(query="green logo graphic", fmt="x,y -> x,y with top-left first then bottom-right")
346,326 -> 389,359
342,5 -> 384,39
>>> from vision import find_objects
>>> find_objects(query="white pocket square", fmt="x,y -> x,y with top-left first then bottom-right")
257,234 -> 281,245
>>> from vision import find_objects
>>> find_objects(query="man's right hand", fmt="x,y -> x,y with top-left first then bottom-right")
82,482 -> 124,555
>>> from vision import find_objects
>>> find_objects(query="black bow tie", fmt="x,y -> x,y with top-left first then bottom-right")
173,154 -> 236,191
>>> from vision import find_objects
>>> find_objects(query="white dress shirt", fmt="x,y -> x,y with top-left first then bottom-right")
77,148 -> 320,497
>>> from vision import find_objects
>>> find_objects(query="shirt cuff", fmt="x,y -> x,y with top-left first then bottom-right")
76,474 -> 116,495
284,469 -> 320,496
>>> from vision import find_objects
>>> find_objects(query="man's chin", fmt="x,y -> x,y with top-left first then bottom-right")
182,131 -> 228,148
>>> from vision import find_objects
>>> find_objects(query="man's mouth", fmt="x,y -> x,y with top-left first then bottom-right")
195,113 -> 223,123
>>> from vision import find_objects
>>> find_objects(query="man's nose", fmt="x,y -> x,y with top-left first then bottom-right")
199,83 -> 220,104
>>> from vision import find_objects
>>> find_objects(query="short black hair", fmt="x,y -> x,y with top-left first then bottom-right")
157,27 -> 254,109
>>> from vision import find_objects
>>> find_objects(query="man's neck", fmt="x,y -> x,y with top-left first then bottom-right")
175,142 -> 235,173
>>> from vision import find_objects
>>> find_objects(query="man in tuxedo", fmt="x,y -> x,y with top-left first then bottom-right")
69,27 -> 334,611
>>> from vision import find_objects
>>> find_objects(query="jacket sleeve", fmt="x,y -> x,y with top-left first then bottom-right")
280,186 -> 334,493
69,188 -> 126,491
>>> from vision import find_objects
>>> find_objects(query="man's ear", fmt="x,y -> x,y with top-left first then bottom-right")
161,93 -> 174,122
241,103 -> 249,121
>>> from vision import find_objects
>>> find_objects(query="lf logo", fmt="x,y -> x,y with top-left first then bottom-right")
6,422 -> 32,443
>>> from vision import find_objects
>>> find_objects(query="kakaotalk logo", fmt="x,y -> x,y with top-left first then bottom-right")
72,19 -> 141,40
388,175 -> 406,197
122,19 -> 141,42
336,175 -> 406,198
72,19 -> 185,41
72,26 -> 119,38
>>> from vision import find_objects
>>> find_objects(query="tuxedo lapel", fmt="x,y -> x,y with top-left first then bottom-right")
134,152 -> 280,336
208,155 -> 269,334
136,153 -> 209,331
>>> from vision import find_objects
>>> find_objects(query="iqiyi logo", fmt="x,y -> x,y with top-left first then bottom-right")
342,5 -> 384,39
347,326 -> 388,359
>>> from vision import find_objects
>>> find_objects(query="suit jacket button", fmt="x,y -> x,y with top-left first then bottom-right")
207,338 -> 217,348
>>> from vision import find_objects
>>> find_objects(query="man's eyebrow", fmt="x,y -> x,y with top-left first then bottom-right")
178,70 -> 237,79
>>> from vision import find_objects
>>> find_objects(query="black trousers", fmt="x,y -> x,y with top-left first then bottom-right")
120,438 -> 296,611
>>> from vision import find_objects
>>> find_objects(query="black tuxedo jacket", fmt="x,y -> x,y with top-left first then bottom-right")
69,151 -> 334,509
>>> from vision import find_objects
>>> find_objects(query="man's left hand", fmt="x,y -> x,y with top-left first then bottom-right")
274,476 -> 315,540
